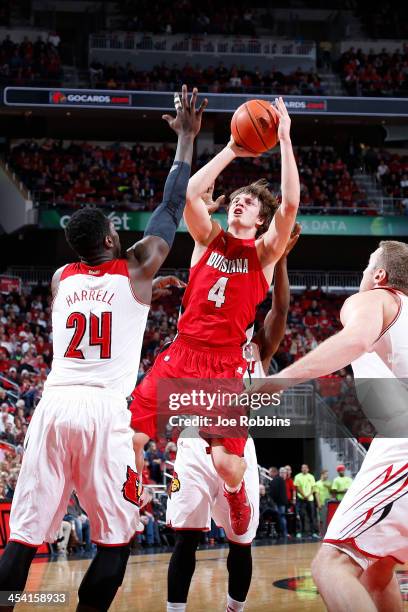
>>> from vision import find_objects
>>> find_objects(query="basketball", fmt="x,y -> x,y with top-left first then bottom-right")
231,99 -> 279,154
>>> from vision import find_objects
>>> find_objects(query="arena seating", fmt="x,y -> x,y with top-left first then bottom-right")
338,46 -> 408,97
111,0 -> 257,35
0,35 -> 62,86
8,140 -> 375,214
89,61 -> 325,96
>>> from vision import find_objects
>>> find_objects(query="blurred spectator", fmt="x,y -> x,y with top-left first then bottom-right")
258,483 -> 279,539
314,469 -> 332,535
331,465 -> 353,501
63,492 -> 91,551
145,440 -> 164,483
294,464 -> 320,539
268,466 -> 288,538
55,520 -> 71,555
284,464 -> 297,507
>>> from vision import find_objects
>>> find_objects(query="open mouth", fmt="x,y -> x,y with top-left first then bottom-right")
233,207 -> 244,216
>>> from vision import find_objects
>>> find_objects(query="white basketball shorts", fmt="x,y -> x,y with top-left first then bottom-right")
324,437 -> 408,570
166,430 -> 259,545
9,385 -> 140,546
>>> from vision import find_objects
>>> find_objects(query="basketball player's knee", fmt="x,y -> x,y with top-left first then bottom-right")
312,545 -> 361,585
212,452 -> 245,482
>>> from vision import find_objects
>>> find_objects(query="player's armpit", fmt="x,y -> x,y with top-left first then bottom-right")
257,205 -> 298,267
127,236 -> 169,279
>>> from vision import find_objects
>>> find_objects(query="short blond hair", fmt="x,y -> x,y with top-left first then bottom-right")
376,240 -> 408,292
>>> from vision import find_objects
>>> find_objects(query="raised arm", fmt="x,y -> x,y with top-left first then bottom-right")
258,98 -> 300,267
184,139 -> 257,245
253,224 -> 300,372
127,86 -> 207,301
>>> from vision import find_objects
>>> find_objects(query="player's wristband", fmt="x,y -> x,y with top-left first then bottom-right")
144,161 -> 191,248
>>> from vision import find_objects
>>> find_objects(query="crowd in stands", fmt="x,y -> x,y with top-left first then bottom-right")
338,46 -> 408,97
0,34 -> 62,86
9,139 -> 379,215
369,149 -> 408,213
114,0 -> 256,35
89,61 -> 325,96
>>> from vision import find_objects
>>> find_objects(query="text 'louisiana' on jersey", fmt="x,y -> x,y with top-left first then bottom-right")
46,259 -> 149,397
178,230 -> 269,348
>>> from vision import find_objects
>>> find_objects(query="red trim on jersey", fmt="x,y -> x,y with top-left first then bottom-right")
60,258 -> 130,280
189,228 -> 224,273
324,537 -> 404,564
166,525 -> 210,531
371,286 -> 403,342
91,538 -> 133,547
8,538 -> 40,548
226,537 -> 253,546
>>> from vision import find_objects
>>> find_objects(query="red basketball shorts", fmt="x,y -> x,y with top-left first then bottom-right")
129,335 -> 248,456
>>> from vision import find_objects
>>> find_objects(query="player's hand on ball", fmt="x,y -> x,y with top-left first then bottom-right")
162,84 -> 208,137
227,136 -> 260,158
201,183 -> 226,214
273,97 -> 291,143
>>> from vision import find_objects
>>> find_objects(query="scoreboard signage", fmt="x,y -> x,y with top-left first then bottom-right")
4,87 -> 408,117
49,90 -> 131,107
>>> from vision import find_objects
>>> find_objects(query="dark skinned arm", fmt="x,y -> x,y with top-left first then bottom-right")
126,85 -> 207,304
252,223 -> 300,374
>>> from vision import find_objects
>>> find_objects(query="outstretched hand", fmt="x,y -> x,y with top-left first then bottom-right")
162,84 -> 208,138
151,275 -> 187,301
201,183 -> 226,214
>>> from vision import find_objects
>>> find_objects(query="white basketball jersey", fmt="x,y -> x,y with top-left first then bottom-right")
243,341 -> 266,380
45,259 -> 149,397
352,288 -> 408,379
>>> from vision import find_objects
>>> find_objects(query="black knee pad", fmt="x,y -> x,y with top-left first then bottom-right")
168,530 -> 201,603
227,542 -> 252,603
0,541 -> 37,592
77,544 -> 130,611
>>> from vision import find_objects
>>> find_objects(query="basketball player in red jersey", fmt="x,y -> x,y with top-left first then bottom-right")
0,86 -> 206,612
131,97 -> 300,537
166,223 -> 300,612
257,241 -> 408,611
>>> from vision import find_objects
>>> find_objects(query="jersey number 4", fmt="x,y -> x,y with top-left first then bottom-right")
64,312 -> 112,359
208,277 -> 229,308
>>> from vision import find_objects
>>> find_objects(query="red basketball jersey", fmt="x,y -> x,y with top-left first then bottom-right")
177,229 -> 269,348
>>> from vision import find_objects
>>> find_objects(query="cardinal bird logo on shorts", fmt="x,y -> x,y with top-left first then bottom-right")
169,472 -> 180,497
122,466 -> 143,507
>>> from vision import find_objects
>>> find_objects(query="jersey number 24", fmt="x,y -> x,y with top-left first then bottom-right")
64,311 -> 112,359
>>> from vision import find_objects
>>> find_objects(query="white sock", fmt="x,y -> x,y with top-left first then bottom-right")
225,481 -> 242,494
226,594 -> 245,611
167,603 -> 186,612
